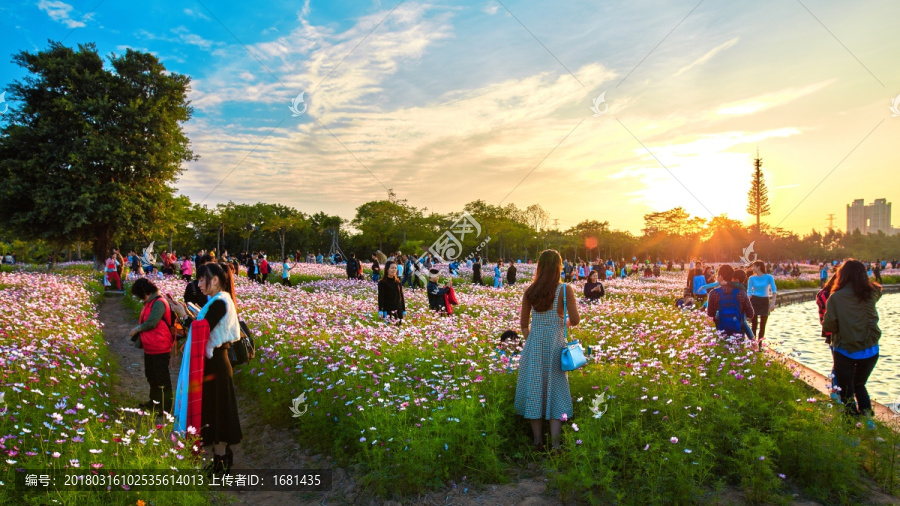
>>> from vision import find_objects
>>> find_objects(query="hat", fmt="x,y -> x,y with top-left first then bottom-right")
428,268 -> 440,279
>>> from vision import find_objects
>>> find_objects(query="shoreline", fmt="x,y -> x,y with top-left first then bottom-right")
767,284 -> 899,426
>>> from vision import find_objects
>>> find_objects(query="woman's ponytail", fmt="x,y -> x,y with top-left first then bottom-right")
202,262 -> 239,311
219,262 -> 238,310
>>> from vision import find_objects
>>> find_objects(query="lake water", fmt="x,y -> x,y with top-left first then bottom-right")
767,293 -> 899,405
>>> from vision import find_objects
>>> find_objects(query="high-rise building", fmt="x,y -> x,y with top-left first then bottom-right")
846,198 -> 894,235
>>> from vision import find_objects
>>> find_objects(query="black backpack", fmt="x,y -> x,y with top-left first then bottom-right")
228,321 -> 256,366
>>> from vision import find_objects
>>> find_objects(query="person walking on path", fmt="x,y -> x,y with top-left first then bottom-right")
114,248 -> 126,281
105,252 -> 122,290
515,249 -> 580,453
128,278 -> 174,413
172,263 -> 243,474
494,260 -> 504,288
816,274 -> 840,400
747,260 -> 777,346
472,257 -> 483,286
377,261 -> 405,324
706,265 -> 754,338
823,259 -> 882,417
181,256 -> 194,282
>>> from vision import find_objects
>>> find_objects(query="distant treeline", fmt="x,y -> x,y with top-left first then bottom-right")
2,196 -> 897,265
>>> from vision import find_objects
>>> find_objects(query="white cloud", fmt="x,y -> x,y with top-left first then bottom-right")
483,4 -> 499,15
183,8 -> 210,21
716,80 -> 835,116
673,37 -> 738,77
37,0 -> 90,28
171,26 -> 216,49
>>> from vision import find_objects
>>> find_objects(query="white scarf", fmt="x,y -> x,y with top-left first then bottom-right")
203,291 -> 240,359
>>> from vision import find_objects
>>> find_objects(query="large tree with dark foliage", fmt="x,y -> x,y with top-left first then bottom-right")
0,42 -> 195,267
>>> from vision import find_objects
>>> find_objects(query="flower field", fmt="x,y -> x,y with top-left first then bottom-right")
4,266 -> 899,504
0,270 -> 207,505
141,270 -> 900,502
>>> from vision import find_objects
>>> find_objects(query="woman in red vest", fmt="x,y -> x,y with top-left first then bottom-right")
129,278 -> 174,413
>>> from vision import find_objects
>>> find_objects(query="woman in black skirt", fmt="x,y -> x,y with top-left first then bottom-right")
175,262 -> 243,473
377,261 -> 405,324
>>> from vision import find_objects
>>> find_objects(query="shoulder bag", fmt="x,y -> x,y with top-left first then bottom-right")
560,283 -> 587,371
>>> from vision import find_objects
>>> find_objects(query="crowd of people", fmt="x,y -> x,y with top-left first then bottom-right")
114,238 -> 891,468
684,258 -> 885,420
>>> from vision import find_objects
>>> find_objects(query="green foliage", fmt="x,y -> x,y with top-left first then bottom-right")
0,41 -> 194,264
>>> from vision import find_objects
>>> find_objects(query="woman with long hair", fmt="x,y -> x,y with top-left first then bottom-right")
748,260 -> 777,347
377,260 -> 405,324
816,273 -> 839,399
823,259 -> 882,416
515,250 -> 581,453
172,262 -> 243,474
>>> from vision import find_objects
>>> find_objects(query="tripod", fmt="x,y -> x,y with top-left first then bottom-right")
326,229 -> 345,264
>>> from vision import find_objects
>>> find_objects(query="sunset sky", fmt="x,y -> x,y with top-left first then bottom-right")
2,0 -> 899,235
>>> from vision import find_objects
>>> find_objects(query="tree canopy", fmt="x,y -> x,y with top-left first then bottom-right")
0,41 -> 195,267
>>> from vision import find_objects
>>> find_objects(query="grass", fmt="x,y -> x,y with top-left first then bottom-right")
773,279 -> 821,290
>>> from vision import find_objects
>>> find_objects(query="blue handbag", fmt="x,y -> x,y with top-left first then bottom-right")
560,283 -> 587,371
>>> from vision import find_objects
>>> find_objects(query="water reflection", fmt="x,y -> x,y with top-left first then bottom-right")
767,293 -> 899,405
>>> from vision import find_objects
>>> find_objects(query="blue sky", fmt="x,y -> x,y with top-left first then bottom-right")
2,0 -> 899,235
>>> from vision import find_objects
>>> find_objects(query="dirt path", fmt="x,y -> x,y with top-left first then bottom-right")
100,292 -> 158,410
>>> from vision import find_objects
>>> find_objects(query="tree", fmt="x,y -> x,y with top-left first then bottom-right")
0,42 -> 195,268
524,204 -> 550,233
262,204 -> 305,260
747,150 -> 771,235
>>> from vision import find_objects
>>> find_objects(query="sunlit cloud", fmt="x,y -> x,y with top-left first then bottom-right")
673,37 -> 739,77
716,80 -> 836,116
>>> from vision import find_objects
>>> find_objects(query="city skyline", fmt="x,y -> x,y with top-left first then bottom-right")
1,0 -> 899,235
847,197 -> 896,236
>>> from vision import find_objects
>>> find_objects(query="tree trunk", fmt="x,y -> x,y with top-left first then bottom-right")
92,227 -> 114,271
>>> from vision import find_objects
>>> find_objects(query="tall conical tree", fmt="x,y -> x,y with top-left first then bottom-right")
747,149 -> 771,235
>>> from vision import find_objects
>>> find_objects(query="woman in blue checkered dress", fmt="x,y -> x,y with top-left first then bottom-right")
515,249 -> 580,451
